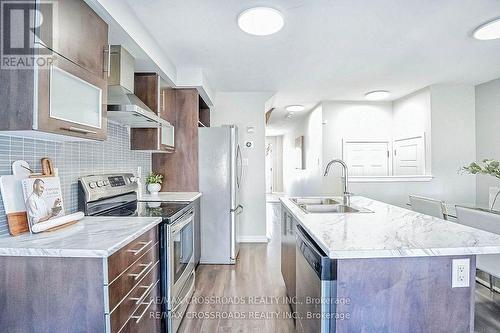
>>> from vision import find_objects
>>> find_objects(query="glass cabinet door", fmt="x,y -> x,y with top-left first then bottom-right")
50,66 -> 102,129
161,126 -> 175,149
36,49 -> 107,140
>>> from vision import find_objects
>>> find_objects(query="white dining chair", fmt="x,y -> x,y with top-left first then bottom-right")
456,205 -> 500,292
409,195 -> 447,220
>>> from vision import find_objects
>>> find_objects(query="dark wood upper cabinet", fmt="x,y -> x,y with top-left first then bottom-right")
0,0 -> 108,141
131,73 -> 175,152
153,89 -> 200,191
37,0 -> 109,78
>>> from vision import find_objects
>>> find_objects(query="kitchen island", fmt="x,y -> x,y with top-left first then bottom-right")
280,196 -> 500,333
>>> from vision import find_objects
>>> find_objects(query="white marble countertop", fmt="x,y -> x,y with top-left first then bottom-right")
0,216 -> 162,258
281,196 -> 500,259
138,192 -> 202,202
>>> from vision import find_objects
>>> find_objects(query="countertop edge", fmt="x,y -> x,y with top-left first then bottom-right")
0,217 -> 163,258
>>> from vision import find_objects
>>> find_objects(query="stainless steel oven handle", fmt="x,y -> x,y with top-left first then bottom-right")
126,240 -> 153,256
171,210 -> 194,234
129,281 -> 156,305
127,261 -> 153,281
131,298 -> 155,324
172,272 -> 195,312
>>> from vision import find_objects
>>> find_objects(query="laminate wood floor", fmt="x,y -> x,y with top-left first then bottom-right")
179,202 -> 500,333
475,283 -> 500,333
178,202 -> 295,333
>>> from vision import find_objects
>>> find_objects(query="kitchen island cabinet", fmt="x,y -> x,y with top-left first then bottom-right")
281,206 -> 297,312
281,196 -> 500,333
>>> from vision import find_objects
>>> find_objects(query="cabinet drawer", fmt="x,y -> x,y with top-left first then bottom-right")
116,281 -> 162,333
110,263 -> 160,333
108,227 -> 158,283
109,243 -> 159,311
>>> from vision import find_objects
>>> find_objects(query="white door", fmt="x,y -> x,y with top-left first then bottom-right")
343,141 -> 390,176
265,142 -> 273,193
393,136 -> 425,175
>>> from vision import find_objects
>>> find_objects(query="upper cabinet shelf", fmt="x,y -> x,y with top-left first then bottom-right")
130,73 -> 175,152
198,96 -> 211,127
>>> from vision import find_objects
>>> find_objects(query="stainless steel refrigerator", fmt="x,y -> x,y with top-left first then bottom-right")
199,125 -> 243,264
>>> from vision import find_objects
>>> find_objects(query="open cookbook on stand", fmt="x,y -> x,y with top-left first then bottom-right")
21,177 -> 65,232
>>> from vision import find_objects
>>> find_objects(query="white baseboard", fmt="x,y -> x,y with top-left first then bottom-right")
238,235 -> 269,243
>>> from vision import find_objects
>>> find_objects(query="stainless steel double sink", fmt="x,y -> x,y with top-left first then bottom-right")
290,197 -> 373,214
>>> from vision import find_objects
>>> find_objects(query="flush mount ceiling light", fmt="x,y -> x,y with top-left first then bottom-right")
365,90 -> 390,101
285,105 -> 305,112
473,18 -> 500,40
237,7 -> 284,36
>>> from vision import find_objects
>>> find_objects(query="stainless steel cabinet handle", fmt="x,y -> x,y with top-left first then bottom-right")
282,213 -> 288,236
131,298 -> 155,324
105,44 -> 111,77
126,240 -> 153,256
129,281 -> 155,305
60,127 -> 98,135
127,261 -> 153,281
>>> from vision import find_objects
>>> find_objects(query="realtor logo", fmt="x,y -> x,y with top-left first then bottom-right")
0,0 -> 56,69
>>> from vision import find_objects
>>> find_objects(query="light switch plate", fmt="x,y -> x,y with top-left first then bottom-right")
452,258 -> 470,288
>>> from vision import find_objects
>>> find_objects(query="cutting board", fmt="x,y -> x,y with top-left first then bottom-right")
0,175 -> 29,235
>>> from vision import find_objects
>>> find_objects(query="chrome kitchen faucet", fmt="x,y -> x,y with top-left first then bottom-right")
324,159 -> 351,206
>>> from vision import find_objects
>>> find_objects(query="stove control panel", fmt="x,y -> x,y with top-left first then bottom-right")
79,173 -> 138,203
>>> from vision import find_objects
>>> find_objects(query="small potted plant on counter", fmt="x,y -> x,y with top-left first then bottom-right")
462,159 -> 500,211
146,172 -> 163,196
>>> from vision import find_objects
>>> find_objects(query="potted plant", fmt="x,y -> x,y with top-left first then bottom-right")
146,172 -> 163,196
462,159 -> 500,211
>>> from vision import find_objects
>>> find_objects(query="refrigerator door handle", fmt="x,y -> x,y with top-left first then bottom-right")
230,204 -> 243,214
236,145 -> 242,189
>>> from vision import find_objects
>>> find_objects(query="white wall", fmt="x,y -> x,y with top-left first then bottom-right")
428,84 -> 476,204
475,78 -> 500,207
282,104 -> 324,196
393,88 -> 432,173
213,92 -> 273,241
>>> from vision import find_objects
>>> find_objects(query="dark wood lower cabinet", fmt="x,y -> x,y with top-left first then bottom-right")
0,226 -> 161,333
0,256 -> 105,332
281,206 -> 297,312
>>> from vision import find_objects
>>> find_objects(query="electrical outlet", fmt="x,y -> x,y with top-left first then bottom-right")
452,259 -> 470,288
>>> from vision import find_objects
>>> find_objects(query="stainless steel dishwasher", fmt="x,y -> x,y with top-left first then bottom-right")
295,225 -> 337,333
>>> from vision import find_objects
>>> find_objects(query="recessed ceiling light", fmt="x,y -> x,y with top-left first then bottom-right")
285,112 -> 294,119
365,90 -> 390,101
285,105 -> 305,112
238,7 -> 284,36
473,18 -> 500,40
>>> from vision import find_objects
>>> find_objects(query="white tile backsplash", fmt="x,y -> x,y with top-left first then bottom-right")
0,122 -> 152,237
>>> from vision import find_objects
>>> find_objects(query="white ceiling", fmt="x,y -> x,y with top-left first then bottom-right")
124,0 -> 500,108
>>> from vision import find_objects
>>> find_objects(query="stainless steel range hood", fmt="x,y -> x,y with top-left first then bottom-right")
107,45 -> 172,128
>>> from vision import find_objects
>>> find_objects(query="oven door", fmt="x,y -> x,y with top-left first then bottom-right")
168,208 -> 195,309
